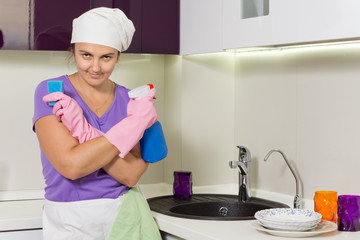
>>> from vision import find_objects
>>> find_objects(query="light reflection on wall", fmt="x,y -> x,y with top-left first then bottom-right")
0,0 -> 32,50
228,40 -> 360,56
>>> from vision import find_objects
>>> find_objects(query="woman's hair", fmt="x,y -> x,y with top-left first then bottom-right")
69,43 -> 75,53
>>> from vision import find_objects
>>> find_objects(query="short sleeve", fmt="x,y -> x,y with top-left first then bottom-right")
32,80 -> 53,132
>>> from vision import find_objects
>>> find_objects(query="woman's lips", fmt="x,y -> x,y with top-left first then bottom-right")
89,73 -> 101,79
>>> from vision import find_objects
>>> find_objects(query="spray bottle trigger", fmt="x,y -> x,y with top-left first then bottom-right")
147,84 -> 156,99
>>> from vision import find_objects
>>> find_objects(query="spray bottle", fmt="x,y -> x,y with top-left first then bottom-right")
128,84 -> 168,163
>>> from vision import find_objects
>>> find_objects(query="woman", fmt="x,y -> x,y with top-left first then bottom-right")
33,7 -> 161,239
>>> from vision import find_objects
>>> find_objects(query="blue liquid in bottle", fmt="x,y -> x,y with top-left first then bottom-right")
140,121 -> 168,163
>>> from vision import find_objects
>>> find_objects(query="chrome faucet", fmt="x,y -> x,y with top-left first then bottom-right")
264,149 -> 302,209
229,146 -> 251,202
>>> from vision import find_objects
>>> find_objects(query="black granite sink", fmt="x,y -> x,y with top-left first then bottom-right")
147,194 -> 289,221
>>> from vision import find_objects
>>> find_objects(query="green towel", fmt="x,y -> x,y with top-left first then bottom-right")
107,188 -> 162,240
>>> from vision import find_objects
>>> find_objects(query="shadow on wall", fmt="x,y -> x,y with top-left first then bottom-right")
0,161 -> 8,190
250,156 -> 259,188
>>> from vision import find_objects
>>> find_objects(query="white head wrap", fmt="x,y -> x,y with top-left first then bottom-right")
71,7 -> 135,52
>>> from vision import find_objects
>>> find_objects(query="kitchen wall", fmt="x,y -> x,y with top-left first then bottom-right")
163,53 -> 237,187
163,43 -> 360,201
1,42 -> 360,202
234,43 -> 360,200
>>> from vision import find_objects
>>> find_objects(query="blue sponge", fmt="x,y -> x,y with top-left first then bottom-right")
47,81 -> 64,106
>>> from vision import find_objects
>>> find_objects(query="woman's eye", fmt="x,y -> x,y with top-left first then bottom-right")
103,56 -> 111,60
82,53 -> 91,58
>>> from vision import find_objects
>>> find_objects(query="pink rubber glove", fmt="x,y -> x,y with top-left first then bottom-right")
104,88 -> 157,158
43,92 -> 103,143
43,89 -> 157,158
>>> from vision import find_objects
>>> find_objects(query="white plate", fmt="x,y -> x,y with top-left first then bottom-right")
252,220 -> 337,238
258,220 -> 318,231
255,208 -> 322,224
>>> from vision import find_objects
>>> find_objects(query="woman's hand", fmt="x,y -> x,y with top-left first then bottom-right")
102,143 -> 149,187
43,92 -> 103,143
104,88 -> 158,158
127,88 -> 157,129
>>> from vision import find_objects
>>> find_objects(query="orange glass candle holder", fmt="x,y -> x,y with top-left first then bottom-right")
314,191 -> 338,223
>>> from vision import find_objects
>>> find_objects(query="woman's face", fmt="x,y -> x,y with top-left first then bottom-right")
72,43 -> 120,87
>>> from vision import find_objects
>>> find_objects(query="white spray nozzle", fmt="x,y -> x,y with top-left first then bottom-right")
128,84 -> 154,100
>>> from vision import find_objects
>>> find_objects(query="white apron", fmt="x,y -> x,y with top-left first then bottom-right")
42,196 -> 124,240
42,185 -> 161,240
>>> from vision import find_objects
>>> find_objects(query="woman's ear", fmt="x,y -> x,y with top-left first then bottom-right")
69,44 -> 75,58
117,51 -> 121,61
71,49 -> 75,58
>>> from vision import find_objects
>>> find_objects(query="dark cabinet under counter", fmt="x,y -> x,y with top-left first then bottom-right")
0,0 -> 179,54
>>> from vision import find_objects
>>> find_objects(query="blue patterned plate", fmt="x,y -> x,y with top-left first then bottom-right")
254,208 -> 322,231
252,220 -> 337,237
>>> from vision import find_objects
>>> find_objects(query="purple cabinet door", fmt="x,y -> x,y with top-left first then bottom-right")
0,0 -> 34,50
114,0 -> 180,54
113,0 -> 142,53
0,0 -> 179,53
33,0 -> 89,50
142,0 -> 179,54
0,0 -> 89,50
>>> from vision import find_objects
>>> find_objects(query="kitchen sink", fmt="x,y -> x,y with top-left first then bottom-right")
147,194 -> 289,220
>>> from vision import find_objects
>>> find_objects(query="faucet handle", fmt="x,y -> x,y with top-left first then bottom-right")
229,161 -> 237,169
229,161 -> 248,175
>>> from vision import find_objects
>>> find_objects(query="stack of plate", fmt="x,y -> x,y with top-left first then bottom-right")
254,208 -> 322,231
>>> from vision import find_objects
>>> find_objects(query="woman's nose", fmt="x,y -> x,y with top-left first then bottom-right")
91,59 -> 101,72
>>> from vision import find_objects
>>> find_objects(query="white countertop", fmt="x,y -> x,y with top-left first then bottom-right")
146,184 -> 360,240
1,184 -> 360,240
153,211 -> 360,240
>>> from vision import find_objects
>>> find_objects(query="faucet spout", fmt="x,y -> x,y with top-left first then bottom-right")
229,146 -> 251,202
264,149 -> 302,208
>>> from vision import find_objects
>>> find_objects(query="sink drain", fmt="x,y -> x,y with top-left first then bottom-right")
219,206 -> 229,216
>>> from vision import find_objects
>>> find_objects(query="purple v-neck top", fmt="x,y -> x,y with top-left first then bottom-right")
32,75 -> 131,202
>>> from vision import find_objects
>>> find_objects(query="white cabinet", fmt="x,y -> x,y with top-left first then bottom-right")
0,199 -> 43,240
0,229 -> 42,240
223,0 -> 360,49
180,0 -> 223,55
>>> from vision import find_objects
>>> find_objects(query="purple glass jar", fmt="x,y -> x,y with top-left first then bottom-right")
173,171 -> 193,200
338,195 -> 360,231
